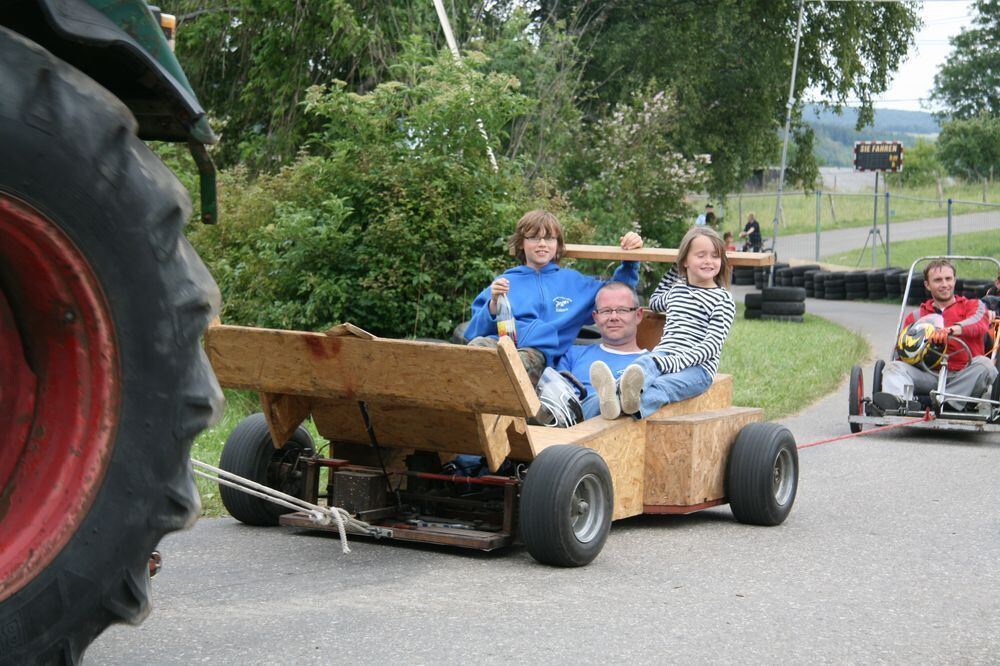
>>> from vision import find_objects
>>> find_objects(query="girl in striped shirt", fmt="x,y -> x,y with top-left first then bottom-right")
591,227 -> 736,419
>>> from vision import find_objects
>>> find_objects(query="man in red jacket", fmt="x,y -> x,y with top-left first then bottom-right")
875,260 -> 997,412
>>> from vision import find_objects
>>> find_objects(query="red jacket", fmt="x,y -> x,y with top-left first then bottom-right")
903,295 -> 990,370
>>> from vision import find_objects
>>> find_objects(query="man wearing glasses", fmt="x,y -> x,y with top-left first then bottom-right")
556,282 -> 647,420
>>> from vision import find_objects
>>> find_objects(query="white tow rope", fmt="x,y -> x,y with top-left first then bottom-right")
191,459 -> 376,554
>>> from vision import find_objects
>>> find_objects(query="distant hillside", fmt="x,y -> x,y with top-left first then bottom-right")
803,104 -> 940,167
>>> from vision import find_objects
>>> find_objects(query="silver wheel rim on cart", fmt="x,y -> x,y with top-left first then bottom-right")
773,448 -> 795,506
571,473 -> 608,542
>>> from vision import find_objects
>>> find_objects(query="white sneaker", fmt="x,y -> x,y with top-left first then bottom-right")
590,361 -> 621,420
619,364 -> 645,416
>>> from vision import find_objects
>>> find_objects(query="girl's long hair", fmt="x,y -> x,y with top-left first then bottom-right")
676,226 -> 730,288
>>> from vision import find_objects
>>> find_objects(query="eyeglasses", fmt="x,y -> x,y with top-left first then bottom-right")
594,307 -> 639,317
523,236 -> 557,243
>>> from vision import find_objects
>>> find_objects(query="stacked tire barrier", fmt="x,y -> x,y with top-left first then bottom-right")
745,286 -> 806,322
732,265 -> 755,286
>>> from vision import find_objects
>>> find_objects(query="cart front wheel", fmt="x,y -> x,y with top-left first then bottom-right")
519,445 -> 613,567
849,365 -> 864,433
727,423 -> 798,526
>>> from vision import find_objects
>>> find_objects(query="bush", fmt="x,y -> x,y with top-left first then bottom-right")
885,138 -> 942,188
188,50 -> 574,339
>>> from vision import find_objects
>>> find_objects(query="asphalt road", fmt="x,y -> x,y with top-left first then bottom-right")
85,296 -> 999,665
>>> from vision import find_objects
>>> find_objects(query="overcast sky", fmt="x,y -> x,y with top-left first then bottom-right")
873,0 -> 974,112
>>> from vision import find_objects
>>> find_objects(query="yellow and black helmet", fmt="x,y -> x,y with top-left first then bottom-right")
896,320 -> 946,370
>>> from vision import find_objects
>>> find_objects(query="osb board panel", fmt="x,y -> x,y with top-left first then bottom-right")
260,392 -> 311,448
643,407 -> 762,506
528,418 -> 646,521
563,244 -> 774,267
205,324 -> 536,416
308,399 -> 526,472
648,374 -> 733,418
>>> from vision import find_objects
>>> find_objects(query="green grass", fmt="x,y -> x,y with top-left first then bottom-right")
192,307 -> 868,516
720,304 -> 868,420
822,229 -> 1000,280
716,181 -> 1000,237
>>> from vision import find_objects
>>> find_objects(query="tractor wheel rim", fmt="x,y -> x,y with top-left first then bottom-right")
772,448 -> 795,506
0,194 -> 119,601
571,473 -> 606,543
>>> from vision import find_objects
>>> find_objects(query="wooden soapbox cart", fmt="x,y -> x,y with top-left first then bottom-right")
205,247 -> 792,566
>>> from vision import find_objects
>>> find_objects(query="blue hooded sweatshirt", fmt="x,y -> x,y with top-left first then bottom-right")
464,261 -> 639,364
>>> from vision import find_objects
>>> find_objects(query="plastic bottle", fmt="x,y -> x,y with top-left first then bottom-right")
496,294 -> 517,344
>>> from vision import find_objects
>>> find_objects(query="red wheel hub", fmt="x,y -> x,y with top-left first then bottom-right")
0,195 -> 119,601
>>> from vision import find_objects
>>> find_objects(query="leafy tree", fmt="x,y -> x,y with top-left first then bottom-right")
930,0 -> 1000,120
534,0 -> 920,195
187,51 -> 577,338
936,114 -> 1000,180
886,139 -> 942,188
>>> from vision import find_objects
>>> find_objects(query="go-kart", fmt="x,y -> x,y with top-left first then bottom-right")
848,255 -> 1000,434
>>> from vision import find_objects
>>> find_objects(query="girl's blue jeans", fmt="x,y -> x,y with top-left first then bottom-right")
631,355 -> 713,419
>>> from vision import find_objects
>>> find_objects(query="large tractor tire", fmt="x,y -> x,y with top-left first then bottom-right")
0,29 -> 222,663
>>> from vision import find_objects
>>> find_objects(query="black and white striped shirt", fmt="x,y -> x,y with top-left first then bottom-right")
646,268 -> 735,376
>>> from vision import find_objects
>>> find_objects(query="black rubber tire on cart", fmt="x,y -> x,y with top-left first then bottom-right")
220,413 -> 316,526
0,30 -> 221,662
849,364 -> 864,433
519,444 -> 613,567
726,423 -> 798,526
872,359 -> 885,395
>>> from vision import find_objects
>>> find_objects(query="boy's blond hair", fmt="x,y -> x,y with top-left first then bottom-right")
508,210 -> 566,264
676,226 -> 730,288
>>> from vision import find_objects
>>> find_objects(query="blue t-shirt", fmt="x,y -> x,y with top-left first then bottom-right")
556,343 -> 645,397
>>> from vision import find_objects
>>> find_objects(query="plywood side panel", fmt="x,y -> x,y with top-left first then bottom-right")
475,414 -> 514,472
205,324 -> 529,415
527,418 -> 646,520
643,407 -> 762,506
259,392 -> 311,448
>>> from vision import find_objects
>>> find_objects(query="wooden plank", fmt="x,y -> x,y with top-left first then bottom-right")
496,336 -> 542,417
205,324 -> 531,416
259,392 -> 311,448
643,406 -> 762,507
325,322 -> 376,340
563,244 -> 774,267
475,414 -> 513,472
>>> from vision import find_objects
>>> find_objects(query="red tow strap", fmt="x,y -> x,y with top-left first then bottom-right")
796,412 -> 935,450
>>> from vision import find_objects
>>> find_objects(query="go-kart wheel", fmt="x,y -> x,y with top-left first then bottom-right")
220,413 -> 315,526
726,423 -> 798,526
872,360 -> 885,394
519,445 -> 613,567
849,365 -> 863,433
991,373 -> 1000,404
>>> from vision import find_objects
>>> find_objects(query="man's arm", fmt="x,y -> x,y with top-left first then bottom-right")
953,299 -> 990,343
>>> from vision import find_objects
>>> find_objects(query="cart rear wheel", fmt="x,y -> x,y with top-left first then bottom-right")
727,423 -> 798,526
849,365 -> 864,433
220,413 -> 315,525
0,29 -> 221,661
519,445 -> 613,567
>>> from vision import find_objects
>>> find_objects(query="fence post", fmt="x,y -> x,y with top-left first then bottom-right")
815,190 -> 821,261
884,190 -> 890,267
947,198 -> 953,255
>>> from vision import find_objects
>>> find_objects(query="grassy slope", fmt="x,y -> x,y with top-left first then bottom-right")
718,181 -> 1000,237
823,230 -> 1000,280
192,307 -> 868,516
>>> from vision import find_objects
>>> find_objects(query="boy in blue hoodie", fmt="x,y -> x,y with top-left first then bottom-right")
465,210 -> 642,383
